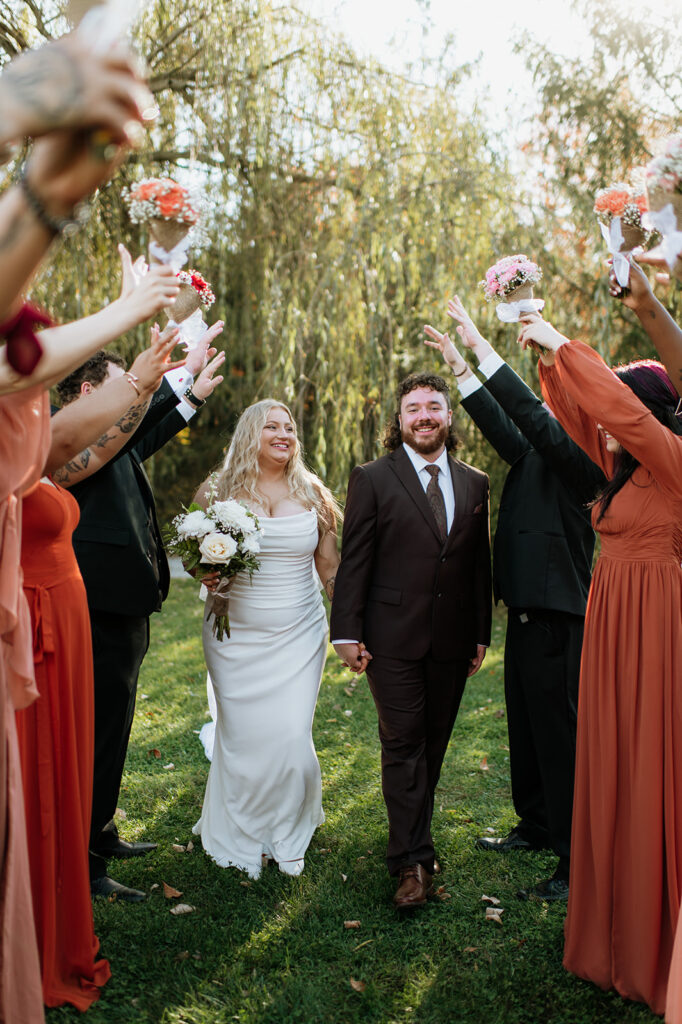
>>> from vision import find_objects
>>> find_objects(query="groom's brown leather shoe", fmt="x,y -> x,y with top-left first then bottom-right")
393,864 -> 433,910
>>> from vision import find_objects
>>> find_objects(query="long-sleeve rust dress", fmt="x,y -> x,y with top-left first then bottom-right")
16,480 -> 110,1009
539,339 -> 682,1016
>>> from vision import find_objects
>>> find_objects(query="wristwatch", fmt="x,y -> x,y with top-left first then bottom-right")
183,385 -> 205,409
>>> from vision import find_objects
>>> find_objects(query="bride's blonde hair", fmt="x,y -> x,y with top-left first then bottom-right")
213,399 -> 341,533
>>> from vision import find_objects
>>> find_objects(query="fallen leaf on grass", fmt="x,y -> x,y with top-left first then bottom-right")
148,749 -> 161,759
186,840 -> 194,853
172,843 -> 186,852
114,807 -> 126,820
344,920 -> 361,929
494,709 -> 505,719
170,903 -> 195,916
318,848 -> 331,855
485,907 -> 504,925
239,881 -> 251,888
480,757 -> 489,771
344,710 -> 352,717
463,947 -> 478,953
341,873 -> 348,883
481,894 -> 501,906
150,883 -> 159,891
163,882 -> 182,899
436,885 -> 448,895
484,826 -> 495,834
437,892 -> 452,901
174,950 -> 189,962
343,687 -> 354,697
349,978 -> 366,992
163,762 -> 175,770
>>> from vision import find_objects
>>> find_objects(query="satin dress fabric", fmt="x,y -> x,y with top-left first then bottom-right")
16,481 -> 111,1009
540,341 -> 682,1016
0,386 -> 49,1024
193,511 -> 327,878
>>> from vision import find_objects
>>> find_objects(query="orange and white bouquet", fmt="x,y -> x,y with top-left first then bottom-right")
123,177 -> 200,268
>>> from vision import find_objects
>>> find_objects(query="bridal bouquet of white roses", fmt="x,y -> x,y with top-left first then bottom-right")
167,499 -> 262,640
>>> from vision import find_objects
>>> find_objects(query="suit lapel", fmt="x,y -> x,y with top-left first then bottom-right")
388,446 -> 443,544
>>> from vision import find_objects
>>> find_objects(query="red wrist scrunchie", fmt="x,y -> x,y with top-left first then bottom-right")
0,302 -> 52,375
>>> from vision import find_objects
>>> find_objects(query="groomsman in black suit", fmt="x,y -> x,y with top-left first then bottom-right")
425,297 -> 605,900
331,372 -> 492,910
56,338 -> 223,901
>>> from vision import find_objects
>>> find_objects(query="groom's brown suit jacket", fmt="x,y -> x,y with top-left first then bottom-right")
331,444 -> 492,660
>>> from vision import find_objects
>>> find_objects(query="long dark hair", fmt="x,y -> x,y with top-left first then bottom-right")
593,360 -> 682,523
382,372 -> 460,452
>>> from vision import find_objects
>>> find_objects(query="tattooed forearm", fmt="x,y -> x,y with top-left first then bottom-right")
52,447 -> 91,485
324,575 -> 336,601
116,401 -> 148,435
1,48 -> 83,132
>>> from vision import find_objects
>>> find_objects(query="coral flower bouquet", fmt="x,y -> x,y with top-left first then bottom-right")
123,177 -> 199,253
167,499 -> 263,640
482,254 -> 544,322
167,269 -> 216,324
593,184 -> 650,251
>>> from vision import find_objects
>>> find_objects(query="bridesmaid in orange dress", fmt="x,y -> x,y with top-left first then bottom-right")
518,316 -> 682,1015
16,480 -> 111,1009
0,385 -> 49,1024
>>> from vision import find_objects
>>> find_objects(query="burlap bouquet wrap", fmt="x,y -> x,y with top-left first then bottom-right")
166,283 -> 202,324
150,218 -> 191,257
619,223 -> 648,252
506,281 -> 534,302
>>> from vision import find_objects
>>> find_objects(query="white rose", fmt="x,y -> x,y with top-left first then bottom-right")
210,499 -> 258,535
177,509 -> 214,539
199,532 -> 237,564
242,533 -> 262,554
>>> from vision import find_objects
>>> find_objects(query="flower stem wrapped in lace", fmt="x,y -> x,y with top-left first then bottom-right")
166,499 -> 262,640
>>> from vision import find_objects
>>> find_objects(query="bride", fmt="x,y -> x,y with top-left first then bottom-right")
191,399 -> 340,878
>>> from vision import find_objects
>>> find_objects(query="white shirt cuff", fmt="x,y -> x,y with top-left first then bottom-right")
478,352 -> 505,379
177,399 -> 196,422
165,366 -> 194,396
457,374 -> 484,399
331,639 -> 359,646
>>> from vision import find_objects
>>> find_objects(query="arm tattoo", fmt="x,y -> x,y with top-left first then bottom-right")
52,448 -> 91,485
115,402 -> 147,435
324,575 -> 336,601
3,48 -> 84,128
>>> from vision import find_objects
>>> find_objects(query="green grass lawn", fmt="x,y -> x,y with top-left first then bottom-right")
48,581 -> 658,1024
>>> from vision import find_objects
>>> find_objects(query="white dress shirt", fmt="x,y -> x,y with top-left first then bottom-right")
402,442 -> 455,532
164,365 -> 196,422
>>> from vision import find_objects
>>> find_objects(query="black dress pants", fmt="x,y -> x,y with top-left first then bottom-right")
504,608 -> 583,878
88,609 -> 150,880
366,651 -> 469,876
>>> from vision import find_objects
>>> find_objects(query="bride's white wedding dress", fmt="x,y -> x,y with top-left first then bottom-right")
192,510 -> 327,879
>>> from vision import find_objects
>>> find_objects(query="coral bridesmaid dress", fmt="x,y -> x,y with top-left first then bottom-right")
0,385 -> 49,1024
16,480 -> 111,1009
540,340 -> 682,1015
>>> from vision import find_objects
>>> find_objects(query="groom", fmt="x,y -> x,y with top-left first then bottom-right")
331,372 -> 492,910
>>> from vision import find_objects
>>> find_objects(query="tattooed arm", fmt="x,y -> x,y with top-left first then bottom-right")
314,527 -> 340,602
611,259 -> 682,388
46,325 -> 184,480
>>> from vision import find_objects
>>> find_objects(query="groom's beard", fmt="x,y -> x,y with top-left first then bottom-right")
401,420 -> 449,455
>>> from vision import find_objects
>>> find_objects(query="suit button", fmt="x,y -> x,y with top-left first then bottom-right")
440,557 -> 446,563
437,592 -> 442,598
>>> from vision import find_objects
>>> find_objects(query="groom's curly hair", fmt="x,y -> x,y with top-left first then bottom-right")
382,372 -> 460,452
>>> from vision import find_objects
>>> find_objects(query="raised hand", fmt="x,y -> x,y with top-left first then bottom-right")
0,34 -> 154,146
130,325 -> 184,394
446,295 -> 493,361
517,316 -> 569,362
192,350 -> 226,401
117,244 -> 148,301
423,324 -> 469,377
608,257 -> 656,310
119,263 -> 180,325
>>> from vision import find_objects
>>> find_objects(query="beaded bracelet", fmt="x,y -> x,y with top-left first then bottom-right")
18,166 -> 89,238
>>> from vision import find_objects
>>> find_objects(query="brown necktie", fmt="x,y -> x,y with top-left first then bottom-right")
424,465 -> 447,541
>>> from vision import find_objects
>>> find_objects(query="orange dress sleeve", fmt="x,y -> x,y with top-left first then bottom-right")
541,339 -> 682,500
539,346 -> 613,477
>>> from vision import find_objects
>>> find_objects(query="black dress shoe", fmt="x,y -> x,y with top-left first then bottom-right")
91,839 -> 158,860
531,877 -> 569,902
476,828 -> 546,852
91,876 -> 146,903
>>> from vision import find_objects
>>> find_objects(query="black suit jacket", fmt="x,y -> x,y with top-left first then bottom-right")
461,363 -> 606,616
330,445 -> 492,661
70,379 -> 187,617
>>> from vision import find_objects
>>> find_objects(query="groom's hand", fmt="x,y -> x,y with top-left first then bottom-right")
333,642 -> 372,675
467,644 -> 487,678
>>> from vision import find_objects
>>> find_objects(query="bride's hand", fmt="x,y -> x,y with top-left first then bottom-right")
199,570 -> 220,592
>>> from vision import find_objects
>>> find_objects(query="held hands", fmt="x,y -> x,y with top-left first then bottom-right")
129,324 -> 184,395
333,642 -> 373,675
446,295 -> 493,362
